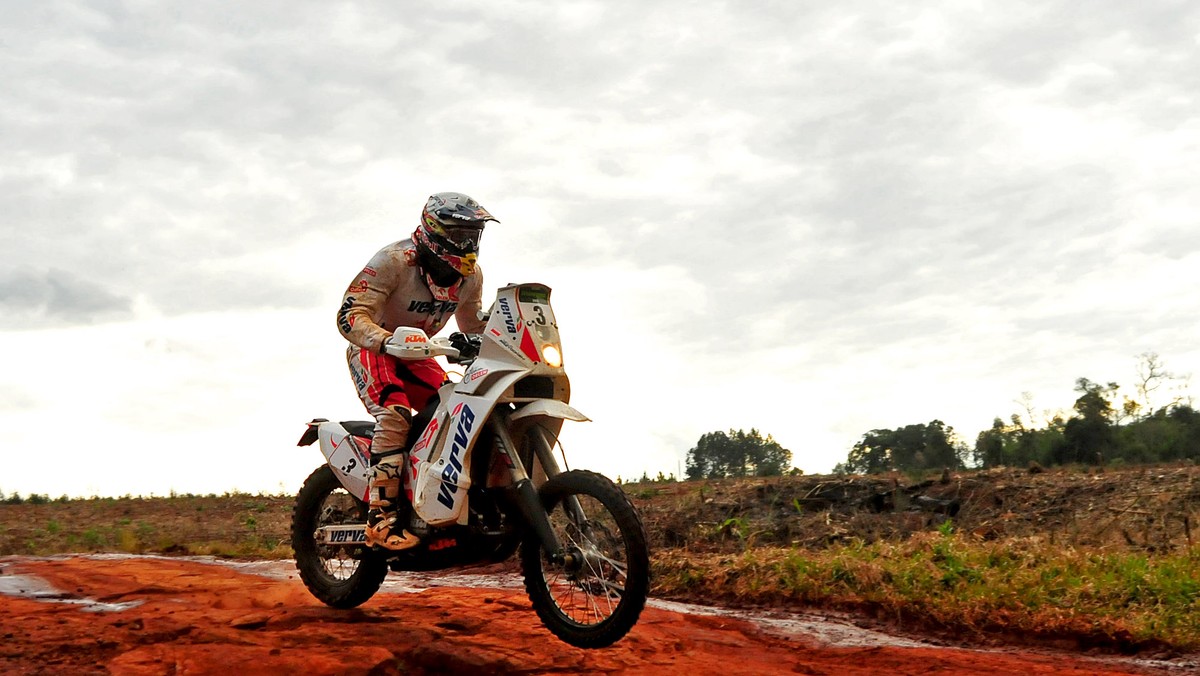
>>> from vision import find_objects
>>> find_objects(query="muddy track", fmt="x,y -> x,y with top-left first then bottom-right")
0,556 -> 1192,675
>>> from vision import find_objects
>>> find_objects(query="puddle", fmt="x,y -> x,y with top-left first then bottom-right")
0,563 -> 142,613
645,597 -> 930,648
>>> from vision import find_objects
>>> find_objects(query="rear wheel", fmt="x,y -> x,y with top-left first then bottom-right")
520,470 -> 650,648
291,464 -> 387,608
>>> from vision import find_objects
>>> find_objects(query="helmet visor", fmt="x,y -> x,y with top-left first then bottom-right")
439,222 -> 485,248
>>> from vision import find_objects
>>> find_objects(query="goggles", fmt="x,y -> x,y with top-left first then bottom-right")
437,221 -> 485,247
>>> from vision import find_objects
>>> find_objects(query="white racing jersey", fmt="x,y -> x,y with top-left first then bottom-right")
337,238 -> 488,352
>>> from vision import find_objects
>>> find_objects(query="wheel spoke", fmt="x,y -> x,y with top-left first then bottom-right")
520,469 -> 648,647
539,493 -> 631,626
313,490 -> 364,582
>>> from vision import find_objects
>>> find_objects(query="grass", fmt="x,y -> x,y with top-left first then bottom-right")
3,468 -> 1200,654
652,527 -> 1200,652
0,492 -> 293,559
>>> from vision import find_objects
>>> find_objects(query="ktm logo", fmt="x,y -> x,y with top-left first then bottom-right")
427,538 -> 457,551
404,334 -> 426,343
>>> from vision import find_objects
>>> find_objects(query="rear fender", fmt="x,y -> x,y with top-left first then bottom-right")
297,418 -> 328,446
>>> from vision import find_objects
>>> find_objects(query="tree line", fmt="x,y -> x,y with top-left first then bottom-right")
669,354 -> 1197,481
836,353 -> 1200,474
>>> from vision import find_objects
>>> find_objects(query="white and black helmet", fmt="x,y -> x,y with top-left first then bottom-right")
413,192 -> 497,285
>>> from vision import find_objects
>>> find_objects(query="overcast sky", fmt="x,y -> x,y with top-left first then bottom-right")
2,1 -> 1198,497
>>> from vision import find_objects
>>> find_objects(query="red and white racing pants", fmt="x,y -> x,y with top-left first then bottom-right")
346,345 -> 445,454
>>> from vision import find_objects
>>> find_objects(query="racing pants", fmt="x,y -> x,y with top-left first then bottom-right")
347,345 -> 445,547
346,345 -> 445,454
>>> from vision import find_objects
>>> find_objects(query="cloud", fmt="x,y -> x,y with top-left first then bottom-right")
0,268 -> 132,327
1,1 -> 1199,492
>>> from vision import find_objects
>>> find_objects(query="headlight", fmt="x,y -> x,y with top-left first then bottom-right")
541,344 -> 562,367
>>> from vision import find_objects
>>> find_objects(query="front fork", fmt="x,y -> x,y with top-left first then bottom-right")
489,409 -> 585,567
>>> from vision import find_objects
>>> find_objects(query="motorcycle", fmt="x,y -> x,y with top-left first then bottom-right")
291,282 -> 650,648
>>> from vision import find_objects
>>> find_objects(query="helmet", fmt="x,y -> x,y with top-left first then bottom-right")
413,192 -> 497,286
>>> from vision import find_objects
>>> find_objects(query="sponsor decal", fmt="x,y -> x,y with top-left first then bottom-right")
404,333 -> 427,343
328,528 -> 367,544
498,297 -> 519,334
407,300 -> 459,315
351,362 -> 368,393
427,538 -> 457,551
349,436 -> 370,466
466,368 -> 488,382
410,418 -> 440,457
493,334 -> 527,361
337,297 -> 356,334
435,403 -> 476,509
409,417 -> 440,488
362,266 -> 377,277
346,280 -> 369,294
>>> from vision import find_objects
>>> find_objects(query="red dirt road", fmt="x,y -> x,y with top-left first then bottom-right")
0,556 -> 1185,675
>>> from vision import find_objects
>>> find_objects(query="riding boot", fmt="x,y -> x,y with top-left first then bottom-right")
365,451 -> 422,551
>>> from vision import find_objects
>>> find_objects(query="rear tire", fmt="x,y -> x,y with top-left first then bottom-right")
520,470 -> 650,648
291,464 -> 388,608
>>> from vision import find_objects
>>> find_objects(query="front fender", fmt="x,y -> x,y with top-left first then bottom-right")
511,399 -> 590,423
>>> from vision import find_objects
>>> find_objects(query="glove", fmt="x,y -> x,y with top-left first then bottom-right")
448,332 -> 481,361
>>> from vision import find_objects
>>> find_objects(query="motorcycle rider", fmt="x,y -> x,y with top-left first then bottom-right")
336,192 -> 495,550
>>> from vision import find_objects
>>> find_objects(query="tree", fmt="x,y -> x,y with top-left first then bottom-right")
685,429 -> 792,479
1134,352 -> 1191,418
972,418 -> 1008,468
838,420 -> 967,475
1059,378 -> 1117,464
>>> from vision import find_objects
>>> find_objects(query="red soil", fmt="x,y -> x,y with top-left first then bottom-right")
0,557 -> 1178,675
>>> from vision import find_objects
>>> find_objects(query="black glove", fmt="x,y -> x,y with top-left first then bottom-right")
448,332 -> 481,361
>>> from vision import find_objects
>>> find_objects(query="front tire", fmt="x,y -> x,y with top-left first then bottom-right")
291,464 -> 387,608
520,470 -> 650,648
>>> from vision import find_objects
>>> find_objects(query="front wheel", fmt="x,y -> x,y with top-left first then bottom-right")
291,464 -> 388,608
520,470 -> 650,648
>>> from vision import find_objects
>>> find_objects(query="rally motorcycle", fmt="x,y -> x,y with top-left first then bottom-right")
291,283 -> 650,648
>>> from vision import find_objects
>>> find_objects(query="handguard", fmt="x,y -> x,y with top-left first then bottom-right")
383,328 -> 461,360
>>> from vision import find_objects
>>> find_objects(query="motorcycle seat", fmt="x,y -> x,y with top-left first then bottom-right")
340,421 -> 375,438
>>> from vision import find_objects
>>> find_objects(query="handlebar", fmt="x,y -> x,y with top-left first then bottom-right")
381,331 -> 481,364
446,332 -> 481,364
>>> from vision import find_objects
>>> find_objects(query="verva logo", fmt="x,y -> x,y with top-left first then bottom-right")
498,297 -> 519,334
329,529 -> 367,543
436,404 -> 476,509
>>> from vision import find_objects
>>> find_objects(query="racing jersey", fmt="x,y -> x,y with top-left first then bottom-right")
337,238 -> 487,353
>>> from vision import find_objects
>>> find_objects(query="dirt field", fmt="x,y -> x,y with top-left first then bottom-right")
0,555 -> 1185,675
5,463 -> 1198,558
2,463 -> 1199,673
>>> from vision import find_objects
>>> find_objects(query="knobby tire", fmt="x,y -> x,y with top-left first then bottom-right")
520,470 -> 650,648
291,464 -> 387,609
